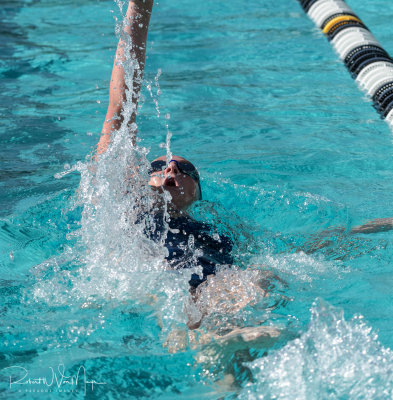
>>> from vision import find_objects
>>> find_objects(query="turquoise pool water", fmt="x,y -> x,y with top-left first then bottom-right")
1,0 -> 393,398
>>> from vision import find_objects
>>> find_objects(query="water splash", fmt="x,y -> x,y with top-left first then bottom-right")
147,68 -> 173,162
146,68 -> 162,118
255,251 -> 346,285
240,299 -> 393,400
30,0 -> 190,334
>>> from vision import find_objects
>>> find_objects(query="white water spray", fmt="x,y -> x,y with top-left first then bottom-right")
33,1 -> 192,333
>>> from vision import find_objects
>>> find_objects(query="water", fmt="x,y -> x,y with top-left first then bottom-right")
1,0 -> 393,398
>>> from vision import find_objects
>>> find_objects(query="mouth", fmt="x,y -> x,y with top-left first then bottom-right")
163,176 -> 178,187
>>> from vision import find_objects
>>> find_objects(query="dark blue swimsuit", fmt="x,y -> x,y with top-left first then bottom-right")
146,214 -> 233,288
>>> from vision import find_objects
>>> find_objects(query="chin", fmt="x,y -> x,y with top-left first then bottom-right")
150,185 -> 195,211
167,196 -> 192,211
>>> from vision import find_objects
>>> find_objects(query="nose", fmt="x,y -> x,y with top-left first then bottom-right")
165,161 -> 179,176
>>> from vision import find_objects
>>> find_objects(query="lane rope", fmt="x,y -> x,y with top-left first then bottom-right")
298,0 -> 393,126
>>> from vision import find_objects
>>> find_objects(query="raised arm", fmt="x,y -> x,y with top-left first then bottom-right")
97,0 -> 153,156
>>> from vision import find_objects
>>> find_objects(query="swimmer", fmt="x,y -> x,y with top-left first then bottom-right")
95,0 -> 268,334
94,1 -> 276,346
96,0 -> 200,212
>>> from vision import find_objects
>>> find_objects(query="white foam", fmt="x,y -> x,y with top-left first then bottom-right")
240,299 -> 393,400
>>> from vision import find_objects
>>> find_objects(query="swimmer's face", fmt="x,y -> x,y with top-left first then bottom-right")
148,155 -> 200,210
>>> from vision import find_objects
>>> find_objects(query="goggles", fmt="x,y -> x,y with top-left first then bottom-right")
149,159 -> 202,200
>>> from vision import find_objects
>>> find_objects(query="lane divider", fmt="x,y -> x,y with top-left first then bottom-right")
298,0 -> 393,126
